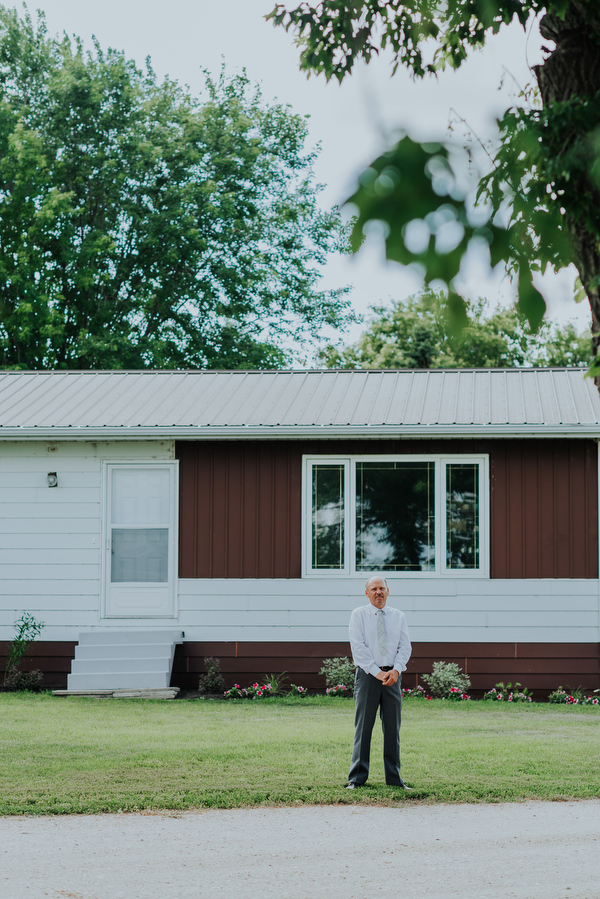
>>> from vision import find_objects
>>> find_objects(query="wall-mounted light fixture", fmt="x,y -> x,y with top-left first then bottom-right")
47,472 -> 58,488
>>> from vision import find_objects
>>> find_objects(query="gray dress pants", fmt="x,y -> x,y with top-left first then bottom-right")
348,667 -> 403,786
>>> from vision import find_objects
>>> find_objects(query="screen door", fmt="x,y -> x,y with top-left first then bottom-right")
103,463 -> 177,618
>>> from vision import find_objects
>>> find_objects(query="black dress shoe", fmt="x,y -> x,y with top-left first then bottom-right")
386,779 -> 412,790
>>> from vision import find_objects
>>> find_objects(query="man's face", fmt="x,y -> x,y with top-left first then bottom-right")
365,577 -> 389,609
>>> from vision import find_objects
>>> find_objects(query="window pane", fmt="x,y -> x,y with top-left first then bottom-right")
111,469 -> 170,525
111,528 -> 169,582
356,461 -> 435,571
312,464 -> 345,569
446,464 -> 479,569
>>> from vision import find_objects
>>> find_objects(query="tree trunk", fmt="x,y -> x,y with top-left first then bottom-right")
533,4 -> 600,381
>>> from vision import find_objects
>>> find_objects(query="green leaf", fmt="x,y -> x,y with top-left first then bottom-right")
517,266 -> 546,331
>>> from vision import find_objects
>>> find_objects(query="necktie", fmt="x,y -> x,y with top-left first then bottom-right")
376,609 -> 386,661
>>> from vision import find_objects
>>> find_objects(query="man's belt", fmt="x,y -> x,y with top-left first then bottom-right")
380,666 -> 393,671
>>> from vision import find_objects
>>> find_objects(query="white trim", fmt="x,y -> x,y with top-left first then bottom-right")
101,461 -> 179,619
302,454 -> 489,578
1,426 -> 600,441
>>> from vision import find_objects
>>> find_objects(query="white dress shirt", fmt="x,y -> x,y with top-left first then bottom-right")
349,603 -> 412,678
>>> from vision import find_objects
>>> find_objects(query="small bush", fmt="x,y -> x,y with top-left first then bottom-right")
319,657 -> 355,694
262,672 -> 287,696
4,668 -> 44,692
483,682 -> 532,703
548,686 -> 600,705
198,657 -> 225,695
325,684 -> 352,697
223,684 -> 249,699
3,612 -> 45,690
288,684 -> 308,697
421,661 -> 471,699
402,685 -> 432,700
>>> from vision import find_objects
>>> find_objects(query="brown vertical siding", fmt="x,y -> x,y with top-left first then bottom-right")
172,641 -> 600,699
177,438 -> 598,580
177,442 -> 302,578
489,439 -> 598,578
4,640 -> 598,696
0,641 -> 76,691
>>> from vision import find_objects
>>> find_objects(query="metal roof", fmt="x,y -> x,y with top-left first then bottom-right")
0,368 -> 598,439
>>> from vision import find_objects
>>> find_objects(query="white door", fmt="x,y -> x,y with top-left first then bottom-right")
103,463 -> 178,618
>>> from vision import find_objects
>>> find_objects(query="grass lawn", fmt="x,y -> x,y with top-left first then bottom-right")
1,693 -> 599,815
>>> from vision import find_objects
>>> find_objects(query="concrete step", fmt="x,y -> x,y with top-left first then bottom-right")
70,657 -> 171,675
74,643 -> 174,661
77,630 -> 184,646
66,629 -> 184,691
53,688 -> 180,699
67,671 -> 171,690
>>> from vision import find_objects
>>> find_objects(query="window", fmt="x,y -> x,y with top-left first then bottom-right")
304,455 -> 488,577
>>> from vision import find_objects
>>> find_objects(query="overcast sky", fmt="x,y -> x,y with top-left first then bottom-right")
14,0 -> 590,345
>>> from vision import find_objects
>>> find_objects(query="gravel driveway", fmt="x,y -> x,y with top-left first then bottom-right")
2,800 -> 599,899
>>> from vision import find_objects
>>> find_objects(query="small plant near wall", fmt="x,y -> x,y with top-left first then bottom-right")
325,684 -> 352,697
421,661 -> 471,699
402,685 -> 432,700
548,687 -> 600,705
223,678 -> 308,699
3,613 -> 45,692
483,682 -> 532,703
288,684 -> 308,697
198,657 -> 225,695
319,657 -> 355,695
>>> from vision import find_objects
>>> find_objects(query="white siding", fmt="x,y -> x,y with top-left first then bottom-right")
1,437 -> 598,646
176,577 -> 600,644
0,441 -> 174,638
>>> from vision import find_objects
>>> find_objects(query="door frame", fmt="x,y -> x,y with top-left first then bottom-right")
100,460 -> 179,619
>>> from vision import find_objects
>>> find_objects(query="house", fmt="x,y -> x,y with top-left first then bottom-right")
0,367 -> 599,697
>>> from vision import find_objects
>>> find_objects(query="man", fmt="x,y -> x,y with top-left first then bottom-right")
347,575 -> 412,790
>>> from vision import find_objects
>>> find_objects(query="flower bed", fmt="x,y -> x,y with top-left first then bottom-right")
548,687 -> 600,706
325,684 -> 352,697
223,681 -> 309,699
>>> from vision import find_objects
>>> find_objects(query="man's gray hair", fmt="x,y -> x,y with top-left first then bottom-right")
365,575 -> 389,589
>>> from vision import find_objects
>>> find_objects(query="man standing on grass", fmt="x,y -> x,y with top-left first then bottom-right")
347,575 -> 412,790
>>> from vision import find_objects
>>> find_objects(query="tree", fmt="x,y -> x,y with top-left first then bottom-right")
269,2 -> 600,372
318,291 -> 591,369
0,6 -> 350,370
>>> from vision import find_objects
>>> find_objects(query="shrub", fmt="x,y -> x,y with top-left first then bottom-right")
244,681 -> 278,698
483,682 -> 532,703
288,684 -> 308,697
402,685 -> 432,700
262,672 -> 287,696
325,684 -> 352,697
198,657 -> 225,695
446,686 -> 472,701
421,661 -> 471,699
548,687 -> 600,705
3,612 -> 45,689
3,668 -> 44,692
223,684 -> 249,699
319,657 -> 355,694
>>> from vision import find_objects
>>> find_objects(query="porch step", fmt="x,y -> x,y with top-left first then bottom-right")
65,630 -> 184,692
53,688 -> 180,700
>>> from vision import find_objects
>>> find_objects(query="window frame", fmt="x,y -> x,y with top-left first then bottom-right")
302,454 -> 489,578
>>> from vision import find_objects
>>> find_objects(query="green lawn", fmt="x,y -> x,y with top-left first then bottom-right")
1,693 -> 599,815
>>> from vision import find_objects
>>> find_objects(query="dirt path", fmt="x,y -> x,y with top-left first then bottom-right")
2,800 -> 599,898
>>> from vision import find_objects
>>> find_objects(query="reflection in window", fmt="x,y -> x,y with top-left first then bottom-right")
111,528 -> 169,582
446,464 -> 479,569
356,461 -> 435,571
312,464 -> 345,569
